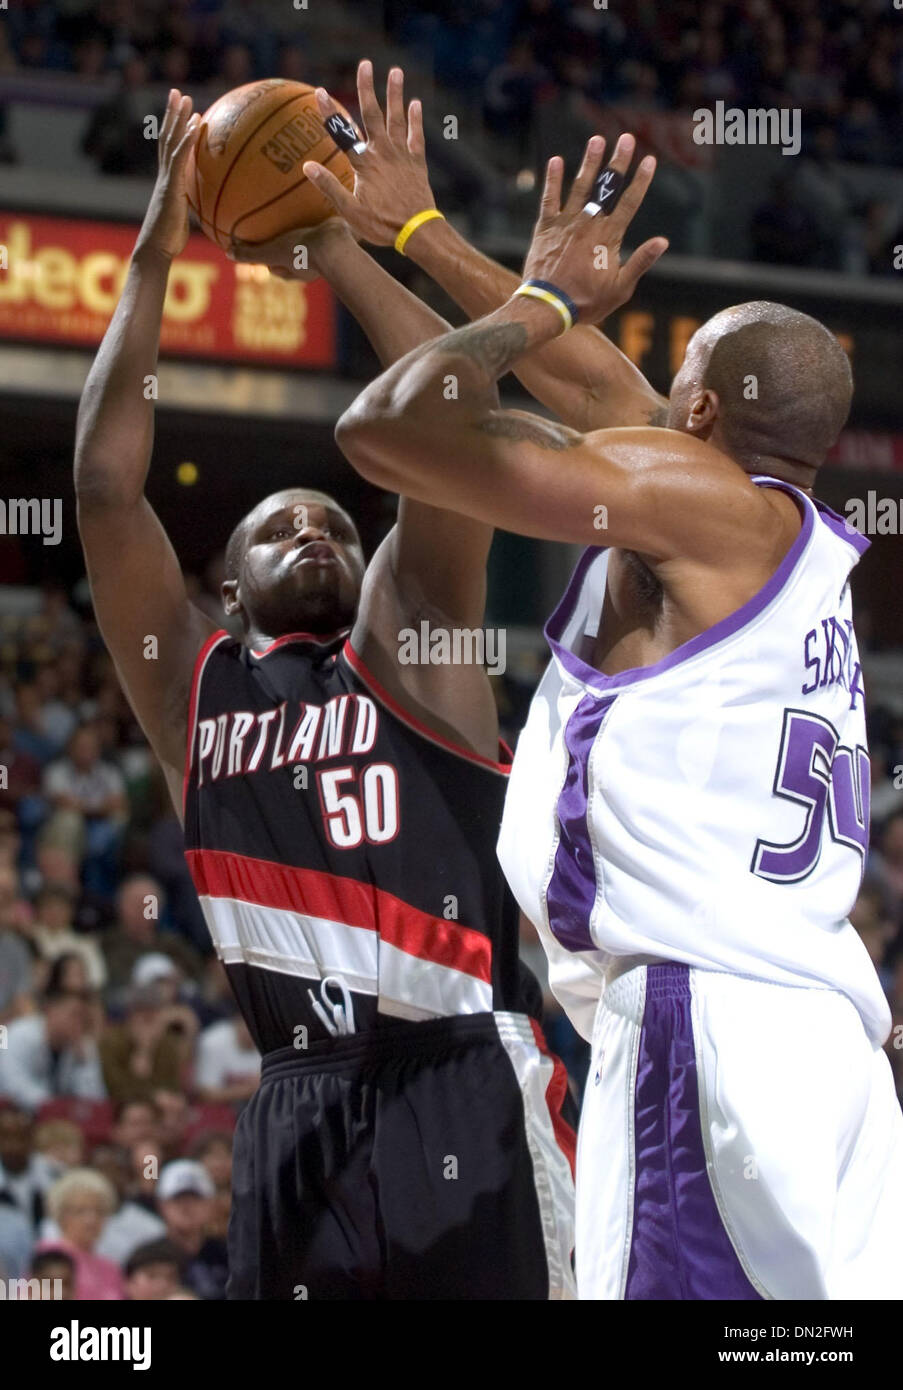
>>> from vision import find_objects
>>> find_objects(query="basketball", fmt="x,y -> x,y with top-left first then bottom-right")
185,78 -> 356,250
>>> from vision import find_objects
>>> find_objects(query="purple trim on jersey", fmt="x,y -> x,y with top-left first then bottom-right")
813,505 -> 870,556
545,478 -> 817,694
545,692 -> 616,951
625,964 -> 762,1301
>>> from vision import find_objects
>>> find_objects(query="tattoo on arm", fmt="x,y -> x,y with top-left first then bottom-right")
475,414 -> 582,452
437,321 -> 529,378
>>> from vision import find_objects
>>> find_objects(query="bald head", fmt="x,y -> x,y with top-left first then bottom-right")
670,302 -> 853,475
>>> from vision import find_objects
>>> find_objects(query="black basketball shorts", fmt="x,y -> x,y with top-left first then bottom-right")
227,1011 -> 576,1300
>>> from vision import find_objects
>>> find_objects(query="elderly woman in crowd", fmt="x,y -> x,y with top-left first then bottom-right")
37,1168 -> 125,1299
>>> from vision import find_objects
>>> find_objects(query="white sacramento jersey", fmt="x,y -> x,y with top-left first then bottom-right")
498,477 -> 890,1047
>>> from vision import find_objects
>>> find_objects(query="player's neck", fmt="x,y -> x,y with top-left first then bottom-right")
739,455 -> 816,495
243,624 -> 350,653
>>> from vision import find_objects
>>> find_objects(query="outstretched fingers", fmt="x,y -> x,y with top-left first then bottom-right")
618,235 -> 669,295
407,97 -> 426,157
302,160 -> 357,218
356,58 -> 385,145
563,136 -> 606,214
611,154 -> 657,233
539,156 -> 565,222
385,67 -> 406,145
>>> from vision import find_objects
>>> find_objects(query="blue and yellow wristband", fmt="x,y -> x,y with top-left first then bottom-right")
512,279 -> 578,333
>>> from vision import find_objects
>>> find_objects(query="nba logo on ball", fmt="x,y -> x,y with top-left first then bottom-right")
186,79 -> 357,249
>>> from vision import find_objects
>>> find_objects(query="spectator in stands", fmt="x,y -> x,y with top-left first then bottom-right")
0,811 -> 21,870
14,683 -> 64,764
27,1247 -> 76,1299
870,748 -> 902,825
483,39 -> 549,158
29,843 -> 113,936
125,1236 -> 185,1300
0,1196 -> 33,1279
39,1169 -> 125,1299
0,985 -> 106,1111
838,97 -> 887,166
89,1144 -> 167,1265
99,982 -> 184,1106
152,1089 -> 191,1164
32,1118 -> 85,1189
869,812 -> 903,925
81,51 -> 157,177
42,723 -> 127,900
214,41 -> 254,95
750,172 -> 822,268
191,1130 -> 232,1191
33,665 -> 78,752
154,1160 -> 228,1301
863,199 -> 903,278
850,880 -> 896,994
43,951 -> 93,997
103,875 -> 204,995
111,1098 -> 162,1156
158,44 -> 191,87
30,883 -> 107,990
126,1136 -> 164,1212
190,1131 -> 233,1240
72,32 -> 108,80
0,873 -> 35,1022
0,1103 -> 47,1228
0,713 -> 44,823
194,1005 -> 260,1105
133,954 -> 201,1047
796,124 -> 865,273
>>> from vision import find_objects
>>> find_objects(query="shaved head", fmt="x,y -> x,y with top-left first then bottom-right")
670,301 -> 853,475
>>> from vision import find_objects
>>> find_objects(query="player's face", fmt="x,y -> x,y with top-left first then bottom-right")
229,491 -> 365,638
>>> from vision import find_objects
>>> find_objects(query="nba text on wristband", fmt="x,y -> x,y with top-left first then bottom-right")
394,209 -> 446,255
512,280 -> 578,333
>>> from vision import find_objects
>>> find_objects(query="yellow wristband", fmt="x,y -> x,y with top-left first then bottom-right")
512,283 -> 574,333
395,208 -> 446,255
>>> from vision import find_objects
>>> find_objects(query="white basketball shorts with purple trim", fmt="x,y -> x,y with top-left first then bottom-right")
577,961 -> 903,1299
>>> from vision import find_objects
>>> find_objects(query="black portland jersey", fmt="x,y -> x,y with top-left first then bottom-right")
183,628 -> 539,1052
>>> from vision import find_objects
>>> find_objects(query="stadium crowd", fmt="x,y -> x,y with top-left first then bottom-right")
0,572 -> 901,1298
2,0 -> 903,272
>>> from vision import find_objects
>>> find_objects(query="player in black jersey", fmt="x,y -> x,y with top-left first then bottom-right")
74,86 -> 575,1299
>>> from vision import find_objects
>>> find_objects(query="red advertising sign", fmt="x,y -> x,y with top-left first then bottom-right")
828,431 -> 903,472
0,212 -> 336,368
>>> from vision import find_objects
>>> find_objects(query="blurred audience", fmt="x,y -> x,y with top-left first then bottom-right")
0,986 -> 105,1112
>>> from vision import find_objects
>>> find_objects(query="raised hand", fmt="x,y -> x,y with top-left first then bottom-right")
135,90 -> 200,262
521,134 -> 668,326
301,59 -> 437,246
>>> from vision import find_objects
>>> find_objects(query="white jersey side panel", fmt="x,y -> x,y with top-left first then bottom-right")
498,480 -> 890,1045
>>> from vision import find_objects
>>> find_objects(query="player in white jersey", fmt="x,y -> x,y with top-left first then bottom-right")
333,130 -> 903,1299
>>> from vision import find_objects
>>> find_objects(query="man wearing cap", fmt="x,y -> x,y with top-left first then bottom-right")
154,1159 -> 227,1301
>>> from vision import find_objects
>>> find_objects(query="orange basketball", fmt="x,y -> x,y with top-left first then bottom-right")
185,79 -> 356,250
